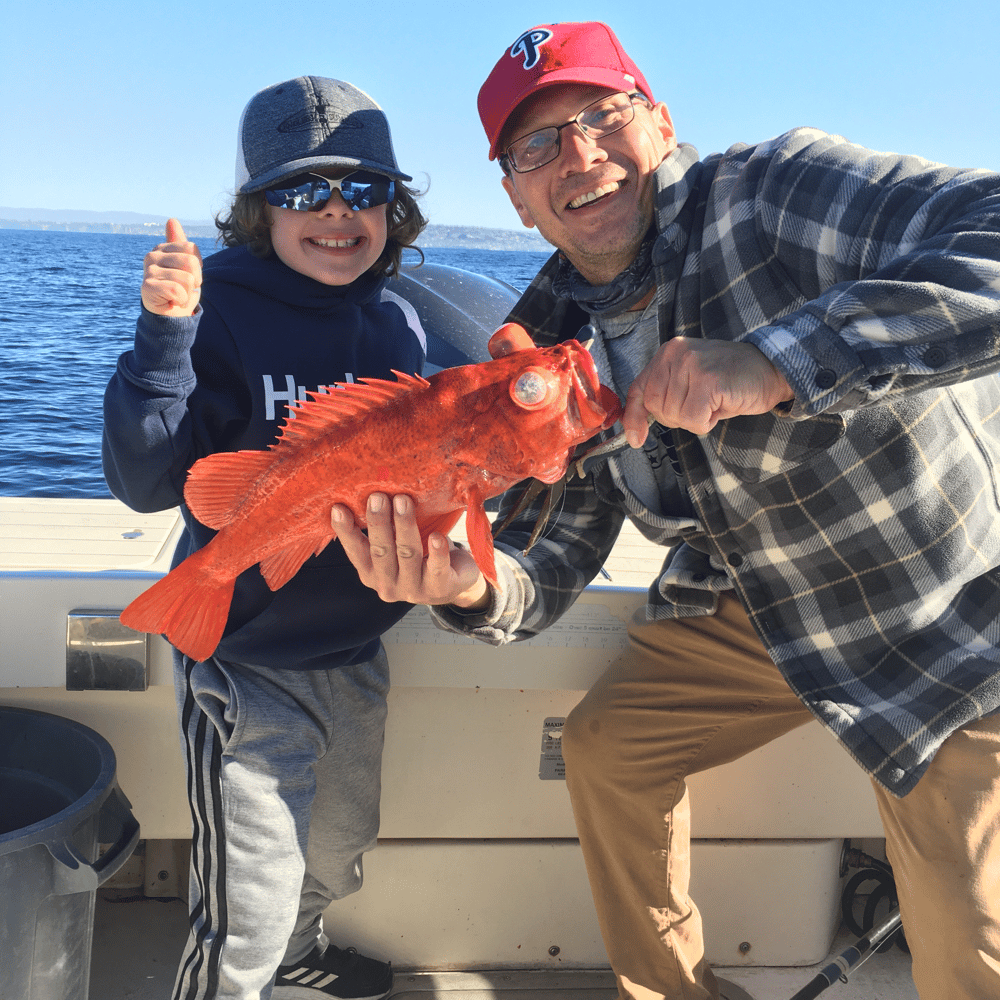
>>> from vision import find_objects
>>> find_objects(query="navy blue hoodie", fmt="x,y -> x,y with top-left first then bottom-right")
103,244 -> 426,668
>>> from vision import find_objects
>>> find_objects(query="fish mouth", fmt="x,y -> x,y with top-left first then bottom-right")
565,342 -> 624,432
527,344 -> 621,486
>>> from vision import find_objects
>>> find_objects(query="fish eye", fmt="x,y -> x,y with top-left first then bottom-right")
510,368 -> 559,410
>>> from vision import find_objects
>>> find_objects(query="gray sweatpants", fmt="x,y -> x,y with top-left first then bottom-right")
170,647 -> 390,1000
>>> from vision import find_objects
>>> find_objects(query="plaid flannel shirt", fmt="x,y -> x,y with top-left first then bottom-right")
434,128 -> 1000,795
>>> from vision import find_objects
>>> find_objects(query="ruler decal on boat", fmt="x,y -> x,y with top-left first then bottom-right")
383,604 -> 628,648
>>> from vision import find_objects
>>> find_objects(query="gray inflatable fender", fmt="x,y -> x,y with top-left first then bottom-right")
386,262 -> 519,373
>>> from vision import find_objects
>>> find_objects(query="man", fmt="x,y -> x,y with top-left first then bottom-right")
333,21 -> 1000,1000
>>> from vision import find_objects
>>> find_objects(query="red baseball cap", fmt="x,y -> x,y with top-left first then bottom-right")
478,22 -> 655,161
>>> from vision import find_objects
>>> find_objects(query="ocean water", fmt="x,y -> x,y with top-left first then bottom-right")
0,228 -> 551,499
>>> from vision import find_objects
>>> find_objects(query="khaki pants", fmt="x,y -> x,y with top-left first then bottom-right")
562,593 -> 1000,1000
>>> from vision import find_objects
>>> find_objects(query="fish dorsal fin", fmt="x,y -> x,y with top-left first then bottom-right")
184,450 -> 275,530
276,372 -> 430,448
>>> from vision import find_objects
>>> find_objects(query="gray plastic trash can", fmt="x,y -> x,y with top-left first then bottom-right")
0,706 -> 140,1000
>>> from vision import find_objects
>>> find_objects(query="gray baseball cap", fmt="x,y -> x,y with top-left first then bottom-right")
234,76 -> 411,194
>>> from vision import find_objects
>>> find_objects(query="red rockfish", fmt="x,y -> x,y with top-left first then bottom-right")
119,324 -> 622,661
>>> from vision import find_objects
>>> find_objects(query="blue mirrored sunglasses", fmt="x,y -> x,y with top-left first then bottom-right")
263,171 -> 396,212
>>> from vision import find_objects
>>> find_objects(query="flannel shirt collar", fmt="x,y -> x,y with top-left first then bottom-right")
651,143 -> 702,343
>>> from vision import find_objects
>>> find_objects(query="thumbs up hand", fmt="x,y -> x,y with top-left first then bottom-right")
140,218 -> 203,317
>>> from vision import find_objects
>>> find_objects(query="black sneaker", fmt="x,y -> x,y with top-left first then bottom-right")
273,944 -> 393,1000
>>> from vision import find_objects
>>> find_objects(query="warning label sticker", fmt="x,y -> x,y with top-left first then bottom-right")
539,717 -> 567,780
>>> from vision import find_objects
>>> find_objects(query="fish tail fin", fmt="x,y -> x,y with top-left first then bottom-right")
120,549 -> 235,662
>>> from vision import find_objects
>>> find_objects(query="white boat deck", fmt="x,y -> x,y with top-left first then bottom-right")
90,891 -> 918,1000
2,498 -> 919,1000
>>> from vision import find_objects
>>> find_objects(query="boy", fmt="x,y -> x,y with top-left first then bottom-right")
103,76 -> 426,1000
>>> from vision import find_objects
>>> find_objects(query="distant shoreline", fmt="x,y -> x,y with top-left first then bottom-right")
0,217 -> 551,253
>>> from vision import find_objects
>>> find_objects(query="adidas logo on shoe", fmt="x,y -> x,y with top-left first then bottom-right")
274,944 -> 393,1000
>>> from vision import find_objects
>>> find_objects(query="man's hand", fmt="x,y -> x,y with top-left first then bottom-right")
622,338 -> 794,443
333,493 -> 490,610
141,219 -> 203,317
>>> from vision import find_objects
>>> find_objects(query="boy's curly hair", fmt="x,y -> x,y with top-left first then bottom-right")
215,182 -> 427,277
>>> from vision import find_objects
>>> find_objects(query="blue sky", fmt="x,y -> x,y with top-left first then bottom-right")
3,0 -> 997,233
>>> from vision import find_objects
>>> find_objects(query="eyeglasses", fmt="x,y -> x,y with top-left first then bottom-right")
502,92 -> 649,174
263,170 -> 396,212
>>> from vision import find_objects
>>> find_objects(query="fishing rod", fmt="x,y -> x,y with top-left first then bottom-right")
787,906 -> 903,1000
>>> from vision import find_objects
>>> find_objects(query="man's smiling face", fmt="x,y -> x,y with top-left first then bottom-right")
500,84 -> 677,286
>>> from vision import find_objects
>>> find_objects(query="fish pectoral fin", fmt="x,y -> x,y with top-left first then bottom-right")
258,534 -> 333,591
464,501 -> 498,588
418,510 -> 464,549
184,451 -> 275,530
